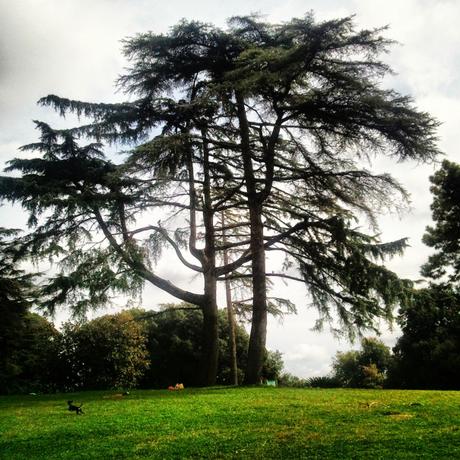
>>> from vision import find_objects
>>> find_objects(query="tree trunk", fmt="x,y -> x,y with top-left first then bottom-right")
201,270 -> 219,386
200,127 -> 219,386
234,92 -> 269,385
222,211 -> 238,386
244,204 -> 268,384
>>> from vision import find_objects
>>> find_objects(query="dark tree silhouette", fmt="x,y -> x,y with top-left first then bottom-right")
422,160 -> 460,284
390,285 -> 460,389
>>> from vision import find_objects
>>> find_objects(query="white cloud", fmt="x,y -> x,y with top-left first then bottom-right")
283,343 -> 334,378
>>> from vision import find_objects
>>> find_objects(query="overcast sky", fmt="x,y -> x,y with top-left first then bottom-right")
1,0 -> 459,378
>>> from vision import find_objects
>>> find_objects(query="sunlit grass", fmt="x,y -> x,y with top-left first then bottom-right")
1,387 -> 459,459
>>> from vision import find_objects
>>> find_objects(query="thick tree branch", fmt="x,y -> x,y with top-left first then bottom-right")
93,208 -> 204,305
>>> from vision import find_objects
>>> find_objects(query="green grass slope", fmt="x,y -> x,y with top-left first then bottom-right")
1,387 -> 459,459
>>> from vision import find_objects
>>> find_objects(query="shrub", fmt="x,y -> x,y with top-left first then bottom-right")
0,313 -> 60,394
278,373 -> 309,388
361,363 -> 385,389
58,311 -> 150,390
332,337 -> 391,388
307,375 -> 341,388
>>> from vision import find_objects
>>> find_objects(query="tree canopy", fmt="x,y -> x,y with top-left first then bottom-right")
390,284 -> 460,389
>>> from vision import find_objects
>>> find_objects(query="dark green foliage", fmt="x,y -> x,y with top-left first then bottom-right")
0,125 -> 146,317
332,350 -> 361,387
0,228 -> 51,394
0,312 -> 60,394
1,304 -> 283,393
134,306 -> 283,388
278,373 -> 309,388
262,349 -> 284,381
58,311 -> 150,391
332,337 -> 391,388
359,337 -> 392,373
388,162 -> 460,389
307,375 -> 341,388
389,285 -> 460,389
136,307 -> 211,388
14,313 -> 61,392
422,160 -> 460,283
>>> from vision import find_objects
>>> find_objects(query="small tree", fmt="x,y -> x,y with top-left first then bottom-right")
332,350 -> 361,388
59,311 -> 150,390
262,350 -> 284,382
332,337 -> 391,388
359,337 -> 392,373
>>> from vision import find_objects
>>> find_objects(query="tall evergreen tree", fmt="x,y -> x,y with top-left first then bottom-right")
6,13 -> 439,384
422,160 -> 460,284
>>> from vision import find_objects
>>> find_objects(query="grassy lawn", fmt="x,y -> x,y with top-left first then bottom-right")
1,387 -> 459,459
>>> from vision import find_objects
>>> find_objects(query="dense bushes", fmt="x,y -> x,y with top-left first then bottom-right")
1,307 -> 284,393
389,285 -> 460,389
135,307 -> 283,388
4,284 -> 460,393
307,375 -> 342,388
278,373 -> 309,388
0,313 -> 60,394
0,229 -> 52,394
278,374 -> 341,388
57,311 -> 150,390
136,307 -> 251,388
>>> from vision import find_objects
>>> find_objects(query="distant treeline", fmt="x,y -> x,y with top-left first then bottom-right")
0,307 -> 283,394
3,281 -> 460,394
280,284 -> 460,391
